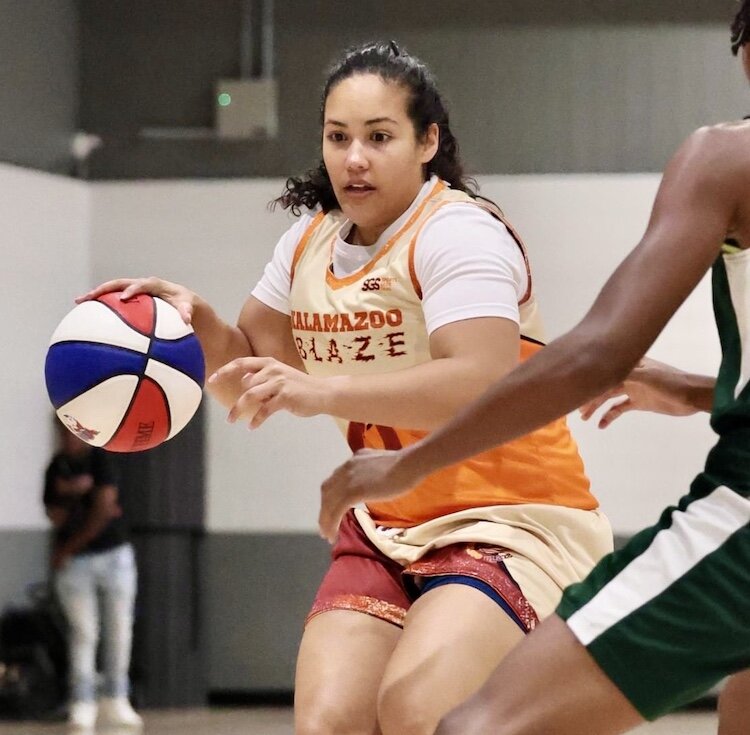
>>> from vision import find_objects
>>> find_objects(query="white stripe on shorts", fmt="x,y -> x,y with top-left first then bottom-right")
567,485 -> 750,646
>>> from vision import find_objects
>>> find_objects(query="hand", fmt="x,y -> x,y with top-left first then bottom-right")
51,548 -> 72,571
209,356 -> 332,428
72,474 -> 94,493
580,356 -> 699,429
76,277 -> 197,325
319,448 -> 422,543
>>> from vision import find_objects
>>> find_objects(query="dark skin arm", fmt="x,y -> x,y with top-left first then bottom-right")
578,356 -> 716,429
51,484 -> 122,569
319,124 -> 748,541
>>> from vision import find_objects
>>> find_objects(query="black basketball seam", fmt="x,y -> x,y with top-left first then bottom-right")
47,343 -> 147,408
51,374 -> 142,410
148,334 -> 206,387
106,373 -> 172,451
106,374 -> 146,450
95,295 -> 154,338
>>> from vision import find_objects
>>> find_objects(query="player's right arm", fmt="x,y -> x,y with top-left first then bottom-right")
76,219 -> 307,409
76,279 -> 300,408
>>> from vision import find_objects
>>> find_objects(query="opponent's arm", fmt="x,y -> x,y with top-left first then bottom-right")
396,126 -> 740,480
317,126 -> 744,538
579,356 -> 716,429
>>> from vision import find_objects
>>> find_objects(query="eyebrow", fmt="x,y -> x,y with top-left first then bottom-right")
324,117 -> 400,127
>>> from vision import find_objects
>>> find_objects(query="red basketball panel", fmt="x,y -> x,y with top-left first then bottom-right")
105,377 -> 170,452
97,292 -> 155,336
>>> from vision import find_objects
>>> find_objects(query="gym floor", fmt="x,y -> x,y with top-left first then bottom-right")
0,706 -> 719,734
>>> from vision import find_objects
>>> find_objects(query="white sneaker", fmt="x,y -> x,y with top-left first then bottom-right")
68,700 -> 97,730
98,696 -> 144,728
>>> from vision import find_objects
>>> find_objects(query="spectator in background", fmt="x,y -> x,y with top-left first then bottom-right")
44,419 -> 142,731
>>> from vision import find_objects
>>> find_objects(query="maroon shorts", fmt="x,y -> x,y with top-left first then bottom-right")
307,510 -> 539,631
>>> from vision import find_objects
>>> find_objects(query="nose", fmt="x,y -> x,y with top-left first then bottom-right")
345,140 -> 369,171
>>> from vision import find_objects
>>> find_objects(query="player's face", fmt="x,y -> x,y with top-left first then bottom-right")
322,73 -> 438,246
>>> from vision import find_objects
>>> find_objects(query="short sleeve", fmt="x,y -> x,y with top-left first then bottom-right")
91,449 -> 117,487
251,214 -> 316,315
414,204 -> 528,335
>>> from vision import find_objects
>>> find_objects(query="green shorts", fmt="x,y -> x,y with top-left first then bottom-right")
557,474 -> 750,720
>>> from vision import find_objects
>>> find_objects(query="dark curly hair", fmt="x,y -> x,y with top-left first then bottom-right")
274,41 -> 477,214
732,0 -> 750,55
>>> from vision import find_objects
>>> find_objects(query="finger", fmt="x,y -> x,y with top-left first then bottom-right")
240,365 -> 276,390
209,357 -> 265,385
597,398 -> 633,429
178,301 -> 194,326
227,388 -> 268,423
75,278 -> 138,303
579,385 -> 626,420
248,395 -> 282,429
318,493 -> 346,544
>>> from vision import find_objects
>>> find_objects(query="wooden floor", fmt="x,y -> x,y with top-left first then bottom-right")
0,707 -> 719,734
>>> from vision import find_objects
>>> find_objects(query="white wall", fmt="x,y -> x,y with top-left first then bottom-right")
88,180 -> 349,533
482,176 -> 720,533
1,164 -> 90,529
89,174 -> 722,535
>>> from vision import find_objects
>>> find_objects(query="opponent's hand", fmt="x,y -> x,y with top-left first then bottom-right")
579,356 -> 699,428
76,277 -> 196,325
319,448 -> 421,543
209,356 -> 332,428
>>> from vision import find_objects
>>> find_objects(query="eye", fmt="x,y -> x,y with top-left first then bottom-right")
371,131 -> 391,143
326,131 -> 347,143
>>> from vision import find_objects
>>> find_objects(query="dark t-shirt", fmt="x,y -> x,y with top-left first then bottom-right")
43,448 -> 128,554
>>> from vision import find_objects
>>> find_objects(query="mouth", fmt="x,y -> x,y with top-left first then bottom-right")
343,183 -> 376,197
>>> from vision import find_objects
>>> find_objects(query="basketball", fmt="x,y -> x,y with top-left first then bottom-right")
45,292 -> 205,452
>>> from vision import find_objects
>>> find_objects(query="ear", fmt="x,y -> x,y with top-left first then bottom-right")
420,122 -> 440,165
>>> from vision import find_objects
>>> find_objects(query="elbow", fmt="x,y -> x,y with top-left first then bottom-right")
566,331 -> 637,394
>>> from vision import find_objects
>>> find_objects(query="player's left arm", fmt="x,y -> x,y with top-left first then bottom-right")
214,316 -> 521,430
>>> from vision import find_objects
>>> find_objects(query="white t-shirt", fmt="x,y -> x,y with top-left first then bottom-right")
252,177 -> 528,335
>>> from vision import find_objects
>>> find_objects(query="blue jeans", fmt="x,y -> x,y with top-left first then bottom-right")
54,543 -> 137,703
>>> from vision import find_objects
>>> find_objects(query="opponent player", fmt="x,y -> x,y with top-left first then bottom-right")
320,9 -> 750,734
80,42 -> 612,734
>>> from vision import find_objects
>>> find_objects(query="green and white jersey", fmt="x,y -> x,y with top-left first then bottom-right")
704,243 -> 750,496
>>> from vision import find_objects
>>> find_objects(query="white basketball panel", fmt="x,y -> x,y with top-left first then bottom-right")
154,297 -> 195,340
56,375 -> 139,446
145,359 -> 202,439
50,301 -> 150,353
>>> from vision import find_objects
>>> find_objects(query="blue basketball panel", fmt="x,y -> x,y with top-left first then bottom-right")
149,334 -> 205,386
45,342 -> 148,408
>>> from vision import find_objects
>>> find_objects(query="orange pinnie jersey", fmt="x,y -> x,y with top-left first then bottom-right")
289,180 -> 595,527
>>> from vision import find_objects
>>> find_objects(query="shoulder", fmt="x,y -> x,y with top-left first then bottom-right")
419,201 -> 514,244
673,121 -> 750,178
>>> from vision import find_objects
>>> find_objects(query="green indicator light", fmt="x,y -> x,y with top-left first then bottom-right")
218,92 -> 232,107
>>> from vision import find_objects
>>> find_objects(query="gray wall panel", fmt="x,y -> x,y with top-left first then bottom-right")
204,533 -> 330,691
80,1 -> 745,178
0,0 -> 78,173
0,531 -> 49,610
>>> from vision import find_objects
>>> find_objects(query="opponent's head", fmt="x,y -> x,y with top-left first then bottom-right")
276,41 -> 473,240
731,1 -> 750,55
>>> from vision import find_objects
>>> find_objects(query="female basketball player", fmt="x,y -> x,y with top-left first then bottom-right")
80,42 -> 612,735
319,10 -> 750,734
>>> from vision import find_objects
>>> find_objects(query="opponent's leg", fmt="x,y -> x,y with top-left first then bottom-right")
435,614 -> 643,735
294,610 -> 400,735
718,669 -> 750,735
377,583 -> 525,735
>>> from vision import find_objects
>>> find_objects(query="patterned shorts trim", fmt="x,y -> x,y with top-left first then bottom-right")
307,510 -> 539,631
